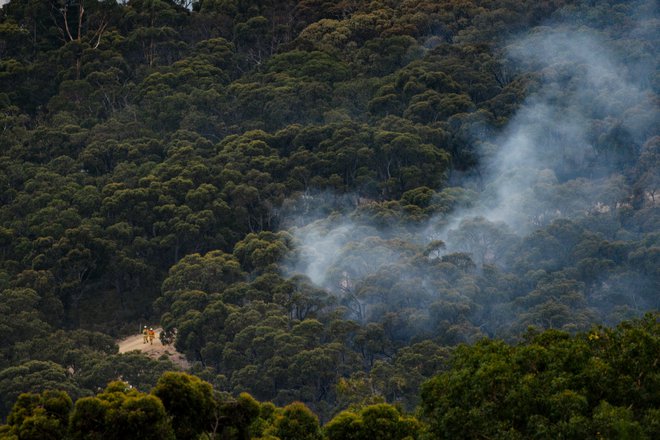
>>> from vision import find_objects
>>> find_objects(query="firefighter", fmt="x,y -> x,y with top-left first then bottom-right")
148,327 -> 156,345
142,326 -> 149,344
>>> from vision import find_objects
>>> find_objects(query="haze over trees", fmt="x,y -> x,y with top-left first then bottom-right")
0,0 -> 658,437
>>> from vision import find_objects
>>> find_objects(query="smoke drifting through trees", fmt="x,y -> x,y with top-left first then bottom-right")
285,14 -> 659,329
2,0 -> 659,429
443,20 -> 659,263
450,28 -> 658,235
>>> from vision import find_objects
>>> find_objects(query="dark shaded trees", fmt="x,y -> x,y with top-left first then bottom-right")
0,0 -> 658,431
69,381 -> 175,440
152,372 -> 216,440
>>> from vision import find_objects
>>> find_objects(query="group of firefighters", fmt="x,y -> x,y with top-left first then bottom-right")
142,326 -> 157,344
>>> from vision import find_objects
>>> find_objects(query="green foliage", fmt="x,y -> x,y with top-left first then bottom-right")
74,352 -> 178,395
4,390 -> 72,440
0,316 -> 656,439
0,0 -> 658,432
325,403 -> 420,440
152,372 -> 216,440
69,381 -> 175,440
217,392 -> 262,440
0,361 -> 81,421
419,314 -> 660,439
269,401 -> 322,440
0,288 -> 52,369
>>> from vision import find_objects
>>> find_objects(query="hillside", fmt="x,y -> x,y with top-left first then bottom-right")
0,0 -> 658,438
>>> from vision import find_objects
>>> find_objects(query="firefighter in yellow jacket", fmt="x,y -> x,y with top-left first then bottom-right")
142,326 -> 149,344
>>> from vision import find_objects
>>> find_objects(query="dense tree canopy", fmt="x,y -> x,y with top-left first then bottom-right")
420,314 -> 660,439
0,316 -> 657,438
0,0 -> 658,436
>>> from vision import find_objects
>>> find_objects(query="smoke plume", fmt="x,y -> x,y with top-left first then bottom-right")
285,15 -> 659,297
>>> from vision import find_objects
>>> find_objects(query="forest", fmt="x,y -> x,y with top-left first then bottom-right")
0,0 -> 658,438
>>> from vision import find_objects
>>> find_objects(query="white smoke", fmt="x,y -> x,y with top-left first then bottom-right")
286,18 -> 659,287
436,26 -> 658,257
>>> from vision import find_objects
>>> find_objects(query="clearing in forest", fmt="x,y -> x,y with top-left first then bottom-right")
117,328 -> 190,369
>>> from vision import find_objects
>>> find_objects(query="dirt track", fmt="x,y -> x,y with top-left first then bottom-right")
117,328 -> 190,369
